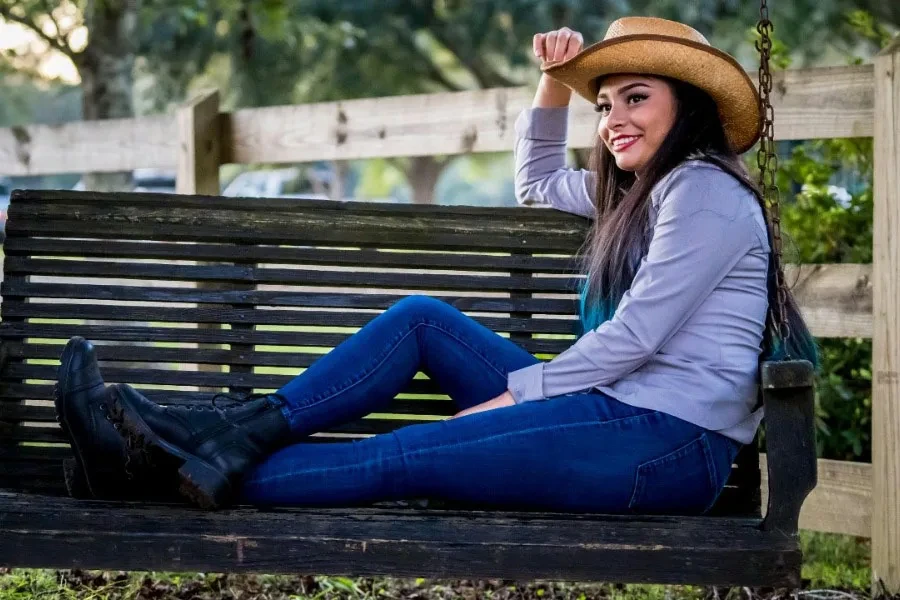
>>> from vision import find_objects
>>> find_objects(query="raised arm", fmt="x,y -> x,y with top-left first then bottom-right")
515,30 -> 596,219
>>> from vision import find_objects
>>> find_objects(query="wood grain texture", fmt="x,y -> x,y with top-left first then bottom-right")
0,492 -> 800,585
2,237 -> 580,273
0,66 -> 873,177
0,188 -> 856,587
0,116 -> 175,176
6,190 -> 590,252
226,66 -> 873,164
872,39 -> 900,595
759,361 -> 818,536
761,457 -> 872,538
176,90 -> 222,196
785,263 -> 873,338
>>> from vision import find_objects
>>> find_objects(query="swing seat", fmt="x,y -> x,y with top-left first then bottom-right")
0,190 -> 816,585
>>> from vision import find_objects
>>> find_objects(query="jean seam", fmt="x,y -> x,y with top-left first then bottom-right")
285,318 -> 513,418
700,433 -> 720,513
245,411 -> 655,487
627,433 -> 712,511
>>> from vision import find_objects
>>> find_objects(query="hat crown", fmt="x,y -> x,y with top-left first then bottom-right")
604,17 -> 710,46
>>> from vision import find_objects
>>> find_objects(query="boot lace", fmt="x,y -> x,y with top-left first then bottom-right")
99,401 -> 134,480
210,391 -> 287,411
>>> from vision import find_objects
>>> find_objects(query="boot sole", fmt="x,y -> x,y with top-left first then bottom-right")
55,338 -> 96,499
110,393 -> 232,510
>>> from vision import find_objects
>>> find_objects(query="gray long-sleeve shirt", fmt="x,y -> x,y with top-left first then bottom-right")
505,107 -> 769,444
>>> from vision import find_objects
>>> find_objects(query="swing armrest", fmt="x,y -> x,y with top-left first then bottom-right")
760,360 -> 818,535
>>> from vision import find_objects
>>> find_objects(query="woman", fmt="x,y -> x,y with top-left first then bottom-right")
55,16 -> 817,512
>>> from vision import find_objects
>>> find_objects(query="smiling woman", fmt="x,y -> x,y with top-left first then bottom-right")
594,76 -> 677,174
515,15 -> 820,513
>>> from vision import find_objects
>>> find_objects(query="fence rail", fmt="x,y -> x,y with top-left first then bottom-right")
0,52 -> 897,592
0,64 -> 876,177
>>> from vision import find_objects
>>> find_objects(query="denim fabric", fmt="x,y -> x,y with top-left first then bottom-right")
241,295 -> 742,513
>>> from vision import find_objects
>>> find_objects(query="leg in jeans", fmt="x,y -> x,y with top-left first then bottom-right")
272,294 -> 540,437
246,293 -> 741,512
242,391 -> 742,514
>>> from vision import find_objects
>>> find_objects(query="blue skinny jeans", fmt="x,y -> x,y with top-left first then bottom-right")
241,295 -> 742,513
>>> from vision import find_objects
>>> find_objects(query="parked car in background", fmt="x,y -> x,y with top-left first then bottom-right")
222,167 -> 330,200
132,169 -> 177,194
71,169 -> 177,194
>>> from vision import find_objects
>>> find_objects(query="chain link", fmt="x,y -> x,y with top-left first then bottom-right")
756,0 -> 792,354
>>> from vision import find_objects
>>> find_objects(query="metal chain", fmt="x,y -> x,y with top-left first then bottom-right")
756,0 -> 792,354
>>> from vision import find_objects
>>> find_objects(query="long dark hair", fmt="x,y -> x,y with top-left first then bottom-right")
578,75 -> 818,366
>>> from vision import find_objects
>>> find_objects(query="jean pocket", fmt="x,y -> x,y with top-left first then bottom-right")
628,433 -> 718,515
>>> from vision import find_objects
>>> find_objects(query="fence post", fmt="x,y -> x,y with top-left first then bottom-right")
872,37 -> 900,596
176,90 -> 223,385
177,90 -> 221,195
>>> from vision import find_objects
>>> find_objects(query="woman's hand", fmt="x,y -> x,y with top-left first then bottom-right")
450,391 -> 516,419
534,27 -> 584,67
532,27 -> 584,108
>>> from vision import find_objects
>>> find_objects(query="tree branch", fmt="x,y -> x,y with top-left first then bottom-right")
0,4 -> 76,58
429,26 -> 518,88
40,0 -> 67,47
387,23 -> 465,92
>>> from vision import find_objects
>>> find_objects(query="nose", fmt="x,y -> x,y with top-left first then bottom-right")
606,102 -> 628,131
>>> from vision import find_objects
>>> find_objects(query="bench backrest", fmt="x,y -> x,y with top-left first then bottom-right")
0,189 -> 759,514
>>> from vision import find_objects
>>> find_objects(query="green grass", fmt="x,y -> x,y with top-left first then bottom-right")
802,531 -> 871,591
0,532 -> 875,600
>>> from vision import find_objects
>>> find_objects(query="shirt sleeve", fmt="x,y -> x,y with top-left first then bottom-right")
507,167 -> 756,403
514,107 -> 596,219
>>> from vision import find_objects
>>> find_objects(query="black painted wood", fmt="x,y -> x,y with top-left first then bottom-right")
1,302 -> 579,334
3,238 -> 581,273
4,257 -> 583,293
0,493 -> 800,585
0,189 -> 813,585
2,281 -> 580,314
0,323 -> 575,354
760,360 -> 818,535
5,190 -> 590,252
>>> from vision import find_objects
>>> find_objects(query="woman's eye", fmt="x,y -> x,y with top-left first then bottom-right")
594,94 -> 646,114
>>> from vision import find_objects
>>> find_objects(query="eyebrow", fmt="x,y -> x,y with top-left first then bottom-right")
597,82 -> 651,101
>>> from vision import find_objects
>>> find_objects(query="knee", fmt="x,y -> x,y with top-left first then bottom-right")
388,295 -> 451,320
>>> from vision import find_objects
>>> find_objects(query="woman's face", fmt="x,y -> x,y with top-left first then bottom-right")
596,74 -> 677,174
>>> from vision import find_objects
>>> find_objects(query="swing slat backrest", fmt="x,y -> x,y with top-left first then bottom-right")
0,189 -> 815,586
0,189 -> 759,513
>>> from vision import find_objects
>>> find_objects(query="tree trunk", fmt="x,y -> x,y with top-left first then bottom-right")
77,0 -> 141,192
406,156 -> 450,205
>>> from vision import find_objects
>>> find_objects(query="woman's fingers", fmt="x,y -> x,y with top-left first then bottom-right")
552,29 -> 571,62
543,30 -> 558,63
565,31 -> 584,60
535,28 -> 584,66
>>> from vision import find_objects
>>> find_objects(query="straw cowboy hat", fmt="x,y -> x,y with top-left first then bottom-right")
542,16 -> 762,154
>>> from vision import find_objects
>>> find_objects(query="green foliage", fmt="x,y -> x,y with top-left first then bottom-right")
801,531 -> 871,591
779,139 -> 873,265
761,10 -> 894,462
845,9 -> 897,52
774,138 -> 874,461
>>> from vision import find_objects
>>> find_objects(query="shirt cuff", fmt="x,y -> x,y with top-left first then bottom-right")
514,107 -> 569,141
507,362 -> 546,404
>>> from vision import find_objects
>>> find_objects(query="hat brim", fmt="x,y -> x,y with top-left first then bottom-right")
542,34 -> 761,154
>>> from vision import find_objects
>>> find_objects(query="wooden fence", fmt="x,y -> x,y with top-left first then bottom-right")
0,44 -> 898,591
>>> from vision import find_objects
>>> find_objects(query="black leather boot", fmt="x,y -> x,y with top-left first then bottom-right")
111,383 -> 291,509
55,337 -> 179,501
